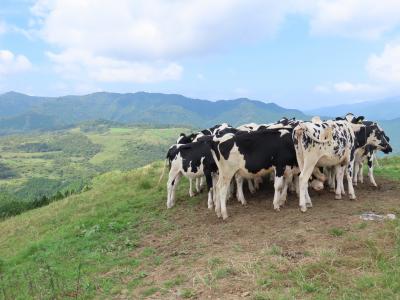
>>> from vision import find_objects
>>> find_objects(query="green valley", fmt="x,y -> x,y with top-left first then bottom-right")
0,123 -> 187,218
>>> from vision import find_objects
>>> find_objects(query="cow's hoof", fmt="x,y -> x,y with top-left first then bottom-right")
371,184 -> 378,188
306,202 -> 313,208
300,206 -> 307,213
274,206 -> 280,212
241,201 -> 247,206
222,214 -> 229,220
335,194 -> 342,200
349,195 -> 356,200
208,205 -> 213,210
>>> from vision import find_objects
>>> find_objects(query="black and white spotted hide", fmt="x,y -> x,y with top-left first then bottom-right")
166,142 -> 218,209
293,120 -> 359,212
209,128 -> 299,219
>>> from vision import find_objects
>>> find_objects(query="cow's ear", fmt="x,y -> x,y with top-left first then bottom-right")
355,116 -> 365,123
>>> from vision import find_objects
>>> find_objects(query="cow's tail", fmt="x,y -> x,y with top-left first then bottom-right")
293,127 -> 306,172
157,159 -> 169,186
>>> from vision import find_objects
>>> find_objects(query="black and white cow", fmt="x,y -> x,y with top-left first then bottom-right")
174,124 -> 237,195
165,141 -> 218,209
209,128 -> 300,219
352,119 -> 392,186
293,119 -> 361,212
353,145 -> 378,186
292,115 -> 391,212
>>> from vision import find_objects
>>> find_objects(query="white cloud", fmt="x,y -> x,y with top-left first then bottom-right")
0,50 -> 32,76
310,0 -> 400,39
47,49 -> 183,83
32,0 -> 301,84
333,82 -> 379,93
29,0 -> 400,87
367,42 -> 400,82
32,0 -> 295,60
315,82 -> 381,93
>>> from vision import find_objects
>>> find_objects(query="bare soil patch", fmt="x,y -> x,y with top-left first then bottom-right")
125,179 -> 400,299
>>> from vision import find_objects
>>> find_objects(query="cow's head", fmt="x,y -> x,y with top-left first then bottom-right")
177,133 -> 196,144
363,123 -> 392,154
310,179 -> 324,191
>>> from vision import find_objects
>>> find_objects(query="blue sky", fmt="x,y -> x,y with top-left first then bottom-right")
1,0 -> 400,109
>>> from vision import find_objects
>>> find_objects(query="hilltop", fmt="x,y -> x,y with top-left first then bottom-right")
0,160 -> 400,299
0,91 -> 307,134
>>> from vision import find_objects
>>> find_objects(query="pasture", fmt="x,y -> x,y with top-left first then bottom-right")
0,125 -> 186,218
0,159 -> 399,299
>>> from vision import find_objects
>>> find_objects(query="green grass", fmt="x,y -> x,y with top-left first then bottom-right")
374,156 -> 400,180
329,227 -> 345,237
0,125 -> 187,218
0,161 -> 181,299
0,152 -> 400,298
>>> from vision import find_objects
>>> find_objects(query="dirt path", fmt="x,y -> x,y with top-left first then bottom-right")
127,179 -> 400,299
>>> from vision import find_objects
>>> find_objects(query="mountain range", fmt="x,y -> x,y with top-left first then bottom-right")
0,91 -> 308,133
0,91 -> 398,153
307,96 -> 400,121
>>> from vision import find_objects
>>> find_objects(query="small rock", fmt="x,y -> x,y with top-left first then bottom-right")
386,214 -> 396,220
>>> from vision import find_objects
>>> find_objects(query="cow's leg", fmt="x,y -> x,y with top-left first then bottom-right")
235,175 -> 247,205
340,167 -> 346,195
167,171 -> 182,208
294,175 -> 300,198
247,179 -> 256,194
279,169 -> 293,206
171,173 -> 182,206
273,176 -> 284,211
227,179 -> 235,201
288,175 -> 296,194
353,162 -> 359,186
212,173 -> 218,207
347,162 -> 356,200
200,176 -> 205,190
298,158 -> 318,212
216,172 -> 235,219
167,168 -> 180,208
305,188 -> 313,207
326,167 -> 335,191
273,166 -> 288,210
254,176 -> 262,190
358,162 -> 364,184
334,166 -> 344,199
189,178 -> 194,197
205,172 -> 214,209
195,177 -> 200,194
368,157 -> 377,187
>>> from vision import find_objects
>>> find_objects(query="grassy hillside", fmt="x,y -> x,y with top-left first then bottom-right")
0,158 -> 400,299
0,124 -> 186,218
0,91 -> 308,133
375,156 -> 400,180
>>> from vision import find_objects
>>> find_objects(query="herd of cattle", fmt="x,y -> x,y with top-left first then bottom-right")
161,113 -> 392,219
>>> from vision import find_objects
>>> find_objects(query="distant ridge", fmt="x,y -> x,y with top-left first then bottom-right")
306,96 -> 400,121
0,91 -> 308,132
